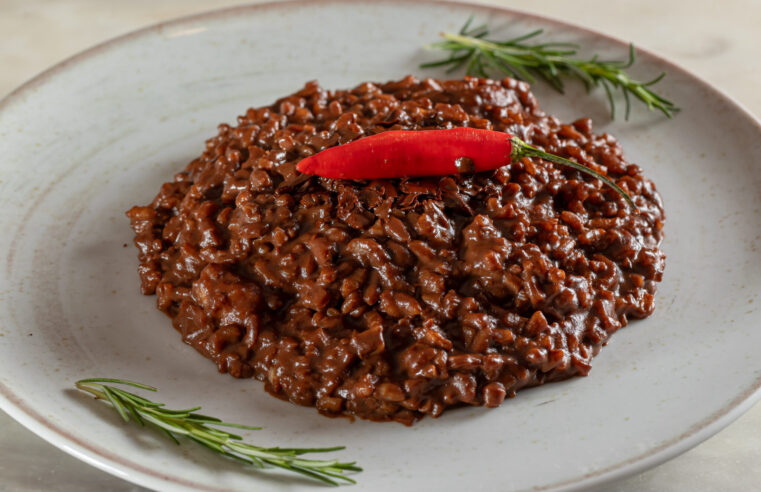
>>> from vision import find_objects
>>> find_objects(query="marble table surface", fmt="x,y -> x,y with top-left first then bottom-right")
1,0 -> 760,490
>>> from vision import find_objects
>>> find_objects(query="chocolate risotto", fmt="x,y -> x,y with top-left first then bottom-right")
127,76 -> 665,425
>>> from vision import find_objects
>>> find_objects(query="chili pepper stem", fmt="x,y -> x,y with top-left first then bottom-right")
509,136 -> 638,210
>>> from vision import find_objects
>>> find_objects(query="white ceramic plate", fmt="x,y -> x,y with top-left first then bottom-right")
2,1 -> 761,491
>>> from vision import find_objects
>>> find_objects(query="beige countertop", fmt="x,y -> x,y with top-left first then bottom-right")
1,1 -> 760,491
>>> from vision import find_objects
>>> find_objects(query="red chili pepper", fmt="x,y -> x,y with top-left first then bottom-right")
296,127 -> 635,209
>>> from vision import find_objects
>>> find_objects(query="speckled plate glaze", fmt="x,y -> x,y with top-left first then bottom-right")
1,1 -> 761,491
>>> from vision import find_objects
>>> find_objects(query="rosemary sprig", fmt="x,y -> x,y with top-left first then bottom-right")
421,17 -> 678,120
75,378 -> 361,486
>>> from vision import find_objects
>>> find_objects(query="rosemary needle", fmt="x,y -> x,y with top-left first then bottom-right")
75,378 -> 361,486
421,16 -> 678,120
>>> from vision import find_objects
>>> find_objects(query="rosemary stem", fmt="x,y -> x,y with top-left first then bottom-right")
423,21 -> 678,120
74,378 -> 361,486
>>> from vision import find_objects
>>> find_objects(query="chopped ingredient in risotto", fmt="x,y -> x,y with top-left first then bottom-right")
127,76 -> 665,425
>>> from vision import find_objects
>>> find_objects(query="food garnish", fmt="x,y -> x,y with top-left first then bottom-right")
296,127 -> 636,209
421,17 -> 677,119
75,378 -> 361,486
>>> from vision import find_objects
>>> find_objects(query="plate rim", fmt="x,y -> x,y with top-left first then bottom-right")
2,0 -> 761,491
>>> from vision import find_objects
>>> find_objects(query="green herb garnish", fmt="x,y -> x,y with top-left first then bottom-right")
75,378 -> 361,486
421,16 -> 678,120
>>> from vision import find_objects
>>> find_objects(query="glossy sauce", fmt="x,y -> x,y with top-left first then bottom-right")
127,76 -> 665,425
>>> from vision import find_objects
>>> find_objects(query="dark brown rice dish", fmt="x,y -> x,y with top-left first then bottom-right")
127,76 -> 665,425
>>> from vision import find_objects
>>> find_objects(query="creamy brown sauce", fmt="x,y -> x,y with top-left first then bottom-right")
126,76 -> 665,425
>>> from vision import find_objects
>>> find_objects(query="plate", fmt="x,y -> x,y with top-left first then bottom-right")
2,1 -> 761,491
